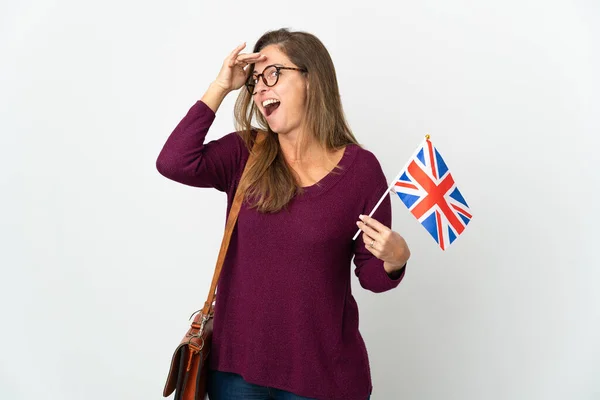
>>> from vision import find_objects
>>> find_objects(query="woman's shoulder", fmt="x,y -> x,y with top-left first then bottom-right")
344,143 -> 388,188
348,143 -> 384,170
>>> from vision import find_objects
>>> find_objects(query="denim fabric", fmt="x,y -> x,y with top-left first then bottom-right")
207,369 -> 371,400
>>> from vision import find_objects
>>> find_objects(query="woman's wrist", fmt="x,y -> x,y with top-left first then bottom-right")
200,82 -> 230,113
384,261 -> 406,280
383,260 -> 407,274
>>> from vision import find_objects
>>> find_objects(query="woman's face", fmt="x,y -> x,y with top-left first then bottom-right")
250,45 -> 307,136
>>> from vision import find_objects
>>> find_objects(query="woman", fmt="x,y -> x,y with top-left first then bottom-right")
156,28 -> 410,400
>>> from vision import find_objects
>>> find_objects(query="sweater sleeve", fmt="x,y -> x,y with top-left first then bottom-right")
352,157 -> 406,293
155,100 -> 246,192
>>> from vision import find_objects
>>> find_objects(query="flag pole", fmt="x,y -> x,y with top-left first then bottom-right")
352,134 -> 431,241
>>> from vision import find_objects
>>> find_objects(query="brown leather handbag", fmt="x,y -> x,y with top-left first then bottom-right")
162,134 -> 261,400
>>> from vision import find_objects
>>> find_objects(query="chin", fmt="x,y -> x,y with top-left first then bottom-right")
265,119 -> 285,134
269,126 -> 284,135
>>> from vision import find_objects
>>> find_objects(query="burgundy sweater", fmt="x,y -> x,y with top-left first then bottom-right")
156,100 -> 406,400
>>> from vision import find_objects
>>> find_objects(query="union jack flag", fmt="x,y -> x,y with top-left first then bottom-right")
393,137 -> 472,250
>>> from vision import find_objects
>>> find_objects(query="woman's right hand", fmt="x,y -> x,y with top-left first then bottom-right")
212,43 -> 266,93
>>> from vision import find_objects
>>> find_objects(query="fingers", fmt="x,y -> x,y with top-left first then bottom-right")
359,215 -> 390,233
229,42 -> 246,58
356,218 -> 380,241
356,214 -> 389,238
227,43 -> 247,67
362,232 -> 380,254
227,43 -> 266,68
233,54 -> 265,69
237,53 -> 265,63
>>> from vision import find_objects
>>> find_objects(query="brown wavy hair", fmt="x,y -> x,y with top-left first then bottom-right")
234,28 -> 359,213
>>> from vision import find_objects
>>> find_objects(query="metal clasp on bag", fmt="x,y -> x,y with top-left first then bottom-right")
198,314 -> 209,335
186,313 -> 209,351
188,309 -> 209,334
187,335 -> 205,352
189,314 -> 209,338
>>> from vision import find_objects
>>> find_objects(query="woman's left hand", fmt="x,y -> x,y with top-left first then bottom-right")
357,214 -> 410,273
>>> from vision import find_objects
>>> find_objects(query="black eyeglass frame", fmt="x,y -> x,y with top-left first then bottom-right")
245,64 -> 308,95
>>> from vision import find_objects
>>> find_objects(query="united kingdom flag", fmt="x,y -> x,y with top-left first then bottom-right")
393,137 -> 472,250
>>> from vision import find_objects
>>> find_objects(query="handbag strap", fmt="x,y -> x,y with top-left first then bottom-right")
199,132 -> 264,318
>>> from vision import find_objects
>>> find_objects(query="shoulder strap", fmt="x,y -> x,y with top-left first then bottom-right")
199,132 -> 264,317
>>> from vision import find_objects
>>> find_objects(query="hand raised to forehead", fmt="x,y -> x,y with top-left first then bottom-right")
213,43 -> 266,93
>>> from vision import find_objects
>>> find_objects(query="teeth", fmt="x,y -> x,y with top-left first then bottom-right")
262,99 -> 280,107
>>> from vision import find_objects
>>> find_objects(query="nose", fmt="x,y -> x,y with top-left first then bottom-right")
254,77 -> 268,94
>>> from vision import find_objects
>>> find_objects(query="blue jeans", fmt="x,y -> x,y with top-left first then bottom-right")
207,369 -> 371,400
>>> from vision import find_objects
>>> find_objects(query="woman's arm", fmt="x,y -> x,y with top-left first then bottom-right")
155,98 -> 245,192
156,43 -> 266,191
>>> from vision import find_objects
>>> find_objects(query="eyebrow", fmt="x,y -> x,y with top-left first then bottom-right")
253,64 -> 285,75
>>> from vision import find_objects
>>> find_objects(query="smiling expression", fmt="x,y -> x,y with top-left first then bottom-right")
251,45 -> 308,136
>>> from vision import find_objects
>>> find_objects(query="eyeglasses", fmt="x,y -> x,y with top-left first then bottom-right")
245,64 -> 307,95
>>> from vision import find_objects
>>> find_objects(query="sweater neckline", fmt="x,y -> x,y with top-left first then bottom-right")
295,143 -> 358,199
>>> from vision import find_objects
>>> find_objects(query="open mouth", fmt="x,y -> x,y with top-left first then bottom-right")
263,99 -> 281,117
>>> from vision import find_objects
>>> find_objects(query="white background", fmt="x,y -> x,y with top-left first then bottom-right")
1,0 -> 599,399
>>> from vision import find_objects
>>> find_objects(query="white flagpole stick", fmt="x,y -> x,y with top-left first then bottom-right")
352,135 -> 431,241
351,181 -> 400,241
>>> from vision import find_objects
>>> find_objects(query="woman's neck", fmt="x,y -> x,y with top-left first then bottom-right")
278,130 -> 326,165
